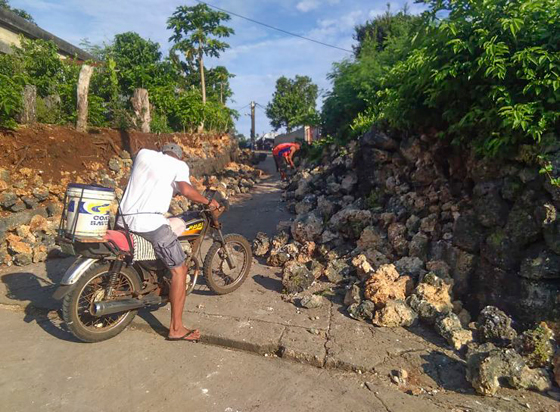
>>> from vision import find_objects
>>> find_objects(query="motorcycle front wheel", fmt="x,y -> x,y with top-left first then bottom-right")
62,262 -> 142,343
203,234 -> 252,295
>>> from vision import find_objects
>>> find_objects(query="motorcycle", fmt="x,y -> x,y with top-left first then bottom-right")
53,192 -> 252,343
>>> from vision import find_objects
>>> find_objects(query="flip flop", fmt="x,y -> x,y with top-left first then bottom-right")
166,329 -> 200,342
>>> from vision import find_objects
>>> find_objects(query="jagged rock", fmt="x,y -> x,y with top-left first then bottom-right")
294,174 -> 312,199
282,261 -> 314,294
477,306 -> 517,346
409,233 -> 428,260
407,273 -> 453,324
453,214 -> 486,253
351,254 -> 374,280
505,200 -> 541,247
420,213 -> 438,234
513,323 -> 555,368
316,196 -> 336,219
271,231 -> 290,249
361,128 -> 398,151
307,260 -> 324,279
13,252 -> 32,266
373,299 -> 417,328
0,167 -> 10,182
32,187 -> 50,201
340,173 -> 358,194
356,225 -> 385,251
344,284 -> 361,306
324,259 -> 350,283
387,222 -> 408,256
481,229 -> 521,270
267,243 -> 300,267
22,196 -> 39,209
329,208 -> 372,239
405,215 -> 421,235
1,192 -> 18,208
291,212 -> 323,243
362,249 -> 391,270
300,294 -> 324,309
473,182 -> 509,228
519,244 -> 560,280
348,300 -> 376,321
252,232 -> 271,257
32,244 -> 48,263
466,344 -> 552,396
394,257 -> 424,278
364,264 -> 413,309
434,313 -> 473,350
542,205 -> 560,254
320,230 -> 338,244
295,194 -> 317,215
426,260 -> 451,279
295,241 -> 316,263
108,157 -> 121,172
400,137 -> 422,163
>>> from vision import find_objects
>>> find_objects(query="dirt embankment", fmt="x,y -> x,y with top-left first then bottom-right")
0,124 -> 235,182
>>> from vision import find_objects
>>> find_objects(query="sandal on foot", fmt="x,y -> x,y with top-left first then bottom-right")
167,329 -> 200,342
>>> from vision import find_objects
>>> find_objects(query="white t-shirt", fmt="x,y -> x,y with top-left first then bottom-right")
119,149 -> 191,233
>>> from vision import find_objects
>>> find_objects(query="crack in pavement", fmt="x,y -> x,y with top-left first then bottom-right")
322,299 -> 334,368
373,392 -> 392,412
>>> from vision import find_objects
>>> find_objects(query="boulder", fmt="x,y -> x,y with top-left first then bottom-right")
476,306 -> 517,346
473,182 -> 510,227
409,233 -> 429,260
0,192 -> 18,209
307,260 -> 325,279
394,257 -> 424,279
340,173 -> 358,194
387,222 -> 408,256
361,128 -> 398,151
407,273 -> 453,324
347,300 -> 376,321
513,323 -> 555,368
434,313 -> 473,350
364,264 -> 413,309
252,232 -> 271,257
466,344 -> 552,396
356,226 -> 385,251
108,157 -> 122,172
291,212 -> 323,243
316,196 -> 336,219
373,299 -> 417,328
344,284 -> 361,306
519,244 -> 560,280
271,231 -> 290,249
267,243 -> 300,267
453,214 -> 486,253
295,194 -> 317,215
329,208 -> 372,239
324,259 -> 350,283
300,294 -> 324,309
32,187 -> 50,201
351,254 -> 374,280
282,261 -> 314,294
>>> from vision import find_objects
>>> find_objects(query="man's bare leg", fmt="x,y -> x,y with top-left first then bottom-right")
168,263 -> 200,340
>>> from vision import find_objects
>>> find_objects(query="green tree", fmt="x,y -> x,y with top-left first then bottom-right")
0,0 -> 34,23
206,66 -> 234,104
266,75 -> 319,132
167,3 -> 234,105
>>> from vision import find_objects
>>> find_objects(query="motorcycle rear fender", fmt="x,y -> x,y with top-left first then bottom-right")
52,258 -> 98,300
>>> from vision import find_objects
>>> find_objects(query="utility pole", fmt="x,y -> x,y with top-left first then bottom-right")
250,101 -> 256,150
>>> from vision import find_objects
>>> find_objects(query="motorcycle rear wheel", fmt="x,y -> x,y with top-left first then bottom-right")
203,234 -> 252,295
62,262 -> 142,343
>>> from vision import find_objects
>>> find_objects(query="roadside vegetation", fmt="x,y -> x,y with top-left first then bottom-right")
319,0 -> 559,168
0,4 -> 236,133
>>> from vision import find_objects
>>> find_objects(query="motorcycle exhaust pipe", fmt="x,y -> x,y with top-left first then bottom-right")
92,295 -> 163,317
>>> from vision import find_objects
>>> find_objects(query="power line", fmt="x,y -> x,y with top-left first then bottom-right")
195,1 -> 353,54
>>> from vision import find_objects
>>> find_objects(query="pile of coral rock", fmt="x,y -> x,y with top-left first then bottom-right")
0,148 -> 261,267
252,127 -> 559,396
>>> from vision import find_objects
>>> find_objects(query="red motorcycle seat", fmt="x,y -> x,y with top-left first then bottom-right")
104,230 -> 133,252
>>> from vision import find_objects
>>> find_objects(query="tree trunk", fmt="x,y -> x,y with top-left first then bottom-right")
199,52 -> 206,105
76,64 -> 94,132
17,85 -> 37,124
131,88 -> 151,133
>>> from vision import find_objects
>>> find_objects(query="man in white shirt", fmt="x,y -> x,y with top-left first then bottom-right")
119,143 -> 219,341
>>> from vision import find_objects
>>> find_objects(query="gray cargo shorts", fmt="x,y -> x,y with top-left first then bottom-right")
137,224 -> 186,269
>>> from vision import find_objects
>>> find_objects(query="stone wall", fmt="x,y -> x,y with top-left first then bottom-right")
352,129 -> 560,325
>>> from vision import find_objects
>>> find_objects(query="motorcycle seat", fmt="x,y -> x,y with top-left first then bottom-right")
104,230 -> 133,252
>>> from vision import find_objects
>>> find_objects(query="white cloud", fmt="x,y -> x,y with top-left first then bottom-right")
296,0 -> 320,12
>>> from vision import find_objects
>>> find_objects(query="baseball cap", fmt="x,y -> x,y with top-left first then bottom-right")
162,143 -> 183,159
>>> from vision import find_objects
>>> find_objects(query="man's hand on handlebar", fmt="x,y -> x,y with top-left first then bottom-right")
207,199 -> 220,211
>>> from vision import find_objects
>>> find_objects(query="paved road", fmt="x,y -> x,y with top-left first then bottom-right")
1,307 -> 441,412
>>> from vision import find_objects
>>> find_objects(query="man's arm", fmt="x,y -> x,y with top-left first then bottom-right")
176,181 -> 220,210
287,147 -> 297,168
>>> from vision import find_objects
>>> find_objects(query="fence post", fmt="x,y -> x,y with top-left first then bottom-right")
76,64 -> 94,132
17,85 -> 37,124
131,88 -> 151,133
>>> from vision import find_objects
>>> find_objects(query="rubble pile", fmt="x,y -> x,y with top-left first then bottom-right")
0,141 -> 261,267
253,126 -> 559,395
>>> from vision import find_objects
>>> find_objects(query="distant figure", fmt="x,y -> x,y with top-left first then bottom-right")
272,142 -> 301,180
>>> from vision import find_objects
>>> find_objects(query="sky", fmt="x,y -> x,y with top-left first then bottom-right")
11,0 -> 425,136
